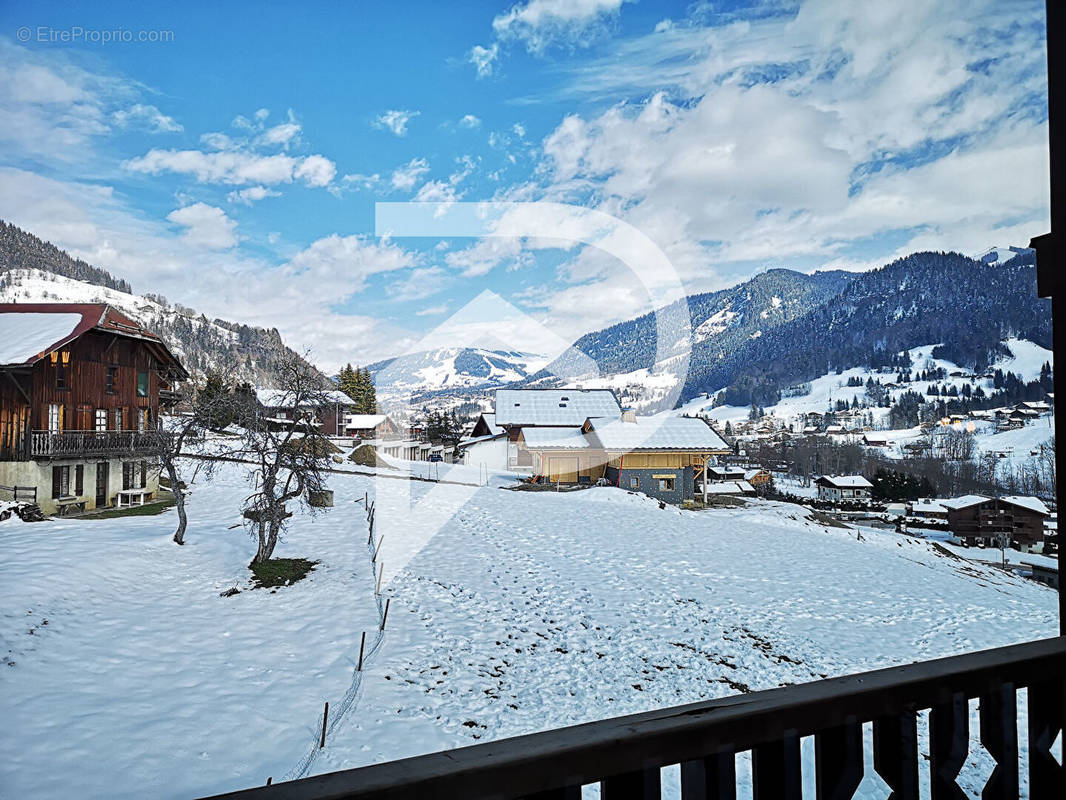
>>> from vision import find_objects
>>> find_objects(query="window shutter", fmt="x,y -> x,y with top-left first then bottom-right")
52,466 -> 62,499
140,460 -> 147,487
75,465 -> 84,496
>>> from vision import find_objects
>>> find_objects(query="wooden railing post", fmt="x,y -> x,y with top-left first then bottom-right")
978,683 -> 1018,800
929,694 -> 968,800
751,733 -> 801,800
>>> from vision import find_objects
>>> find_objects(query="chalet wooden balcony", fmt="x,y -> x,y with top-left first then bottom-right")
28,429 -> 172,460
204,636 -> 1066,800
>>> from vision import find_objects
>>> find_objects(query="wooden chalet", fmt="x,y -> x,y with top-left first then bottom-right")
520,411 -> 731,504
494,388 -> 621,469
942,495 -> 1051,550
255,388 -> 357,436
0,303 -> 187,515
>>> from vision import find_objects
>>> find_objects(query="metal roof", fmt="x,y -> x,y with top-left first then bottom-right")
495,389 -> 620,427
586,416 -> 729,452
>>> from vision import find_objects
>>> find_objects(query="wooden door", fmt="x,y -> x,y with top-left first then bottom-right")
95,463 -> 109,507
548,456 -> 579,483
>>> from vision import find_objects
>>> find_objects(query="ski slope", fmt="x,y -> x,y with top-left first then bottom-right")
0,462 -> 1058,798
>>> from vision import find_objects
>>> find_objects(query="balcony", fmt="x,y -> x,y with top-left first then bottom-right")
204,636 -> 1066,799
29,430 -> 173,460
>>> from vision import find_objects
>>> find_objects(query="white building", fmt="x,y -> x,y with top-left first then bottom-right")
814,475 -> 873,503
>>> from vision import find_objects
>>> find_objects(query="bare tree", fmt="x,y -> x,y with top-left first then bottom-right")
236,355 -> 334,565
159,377 -> 243,545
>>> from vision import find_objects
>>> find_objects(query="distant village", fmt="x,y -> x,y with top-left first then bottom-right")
0,302 -> 1057,589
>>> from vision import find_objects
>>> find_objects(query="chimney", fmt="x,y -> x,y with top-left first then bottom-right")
621,408 -> 637,423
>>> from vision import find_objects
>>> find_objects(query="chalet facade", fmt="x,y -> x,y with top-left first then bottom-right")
255,388 -> 357,436
0,303 -> 187,515
494,389 -> 621,469
941,495 -> 1050,549
520,411 -> 731,504
814,475 -> 873,503
460,412 -> 508,470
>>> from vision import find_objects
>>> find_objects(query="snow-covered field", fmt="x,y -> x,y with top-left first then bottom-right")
0,461 -> 1058,798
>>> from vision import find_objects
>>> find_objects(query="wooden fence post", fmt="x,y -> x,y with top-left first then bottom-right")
380,597 -> 391,631
357,631 -> 367,671
376,562 -> 384,595
320,701 -> 329,748
372,535 -> 384,563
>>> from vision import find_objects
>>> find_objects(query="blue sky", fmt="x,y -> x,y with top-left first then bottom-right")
0,0 -> 1051,369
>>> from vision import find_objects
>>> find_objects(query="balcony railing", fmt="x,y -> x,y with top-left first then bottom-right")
203,636 -> 1066,800
29,430 -> 172,460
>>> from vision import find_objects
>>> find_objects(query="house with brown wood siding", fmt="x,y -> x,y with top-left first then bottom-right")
941,495 -> 1051,550
0,303 -> 187,515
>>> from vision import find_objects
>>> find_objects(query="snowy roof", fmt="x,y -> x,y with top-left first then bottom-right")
587,416 -> 730,452
495,389 -> 620,427
1001,496 -> 1051,515
0,303 -> 186,377
473,412 -> 504,437
940,495 -> 991,511
345,414 -> 390,429
521,426 -> 593,449
910,500 -> 948,513
0,312 -> 84,365
705,480 -> 755,494
256,388 -> 357,408
744,469 -> 769,480
816,475 -> 873,488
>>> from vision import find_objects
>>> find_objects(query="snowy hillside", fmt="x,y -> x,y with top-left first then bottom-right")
685,338 -> 1053,426
0,460 -> 1057,798
975,245 -> 1033,265
0,267 -> 313,385
367,347 -> 548,402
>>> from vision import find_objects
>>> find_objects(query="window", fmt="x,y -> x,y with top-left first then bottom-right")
51,465 -> 70,499
138,408 -> 149,432
95,409 -> 107,432
113,408 -> 124,431
140,460 -> 147,487
47,403 -> 61,433
75,465 -> 84,496
122,461 -> 134,490
105,366 -> 117,394
56,361 -> 67,390
136,371 -> 149,397
658,477 -> 675,492
629,476 -> 640,489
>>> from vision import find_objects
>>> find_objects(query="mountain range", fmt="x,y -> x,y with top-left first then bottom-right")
0,220 -> 318,386
0,218 -> 1048,411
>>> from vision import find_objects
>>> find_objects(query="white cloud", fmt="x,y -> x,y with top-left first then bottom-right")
416,303 -> 450,316
226,185 -> 281,205
373,109 -> 419,137
111,103 -> 182,134
468,43 -> 499,78
492,0 -> 627,53
386,266 -> 448,301
390,158 -> 431,191
459,114 -> 482,129
166,202 -> 239,250
124,148 -> 337,187
283,233 -> 419,292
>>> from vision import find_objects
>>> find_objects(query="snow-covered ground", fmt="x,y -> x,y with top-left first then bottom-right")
0,461 -> 1058,798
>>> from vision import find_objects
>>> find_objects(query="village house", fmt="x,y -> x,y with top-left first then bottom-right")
343,413 -> 399,440
814,475 -> 873,503
743,468 -> 773,489
459,412 -> 508,471
255,388 -> 357,436
520,411 -> 731,504
494,388 -> 622,470
941,495 -> 1051,550
706,465 -> 747,482
0,303 -> 187,515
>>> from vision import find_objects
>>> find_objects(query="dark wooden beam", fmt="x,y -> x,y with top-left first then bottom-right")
199,637 -> 1066,800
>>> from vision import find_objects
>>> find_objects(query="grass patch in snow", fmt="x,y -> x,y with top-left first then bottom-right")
84,493 -> 176,520
249,558 -> 318,589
